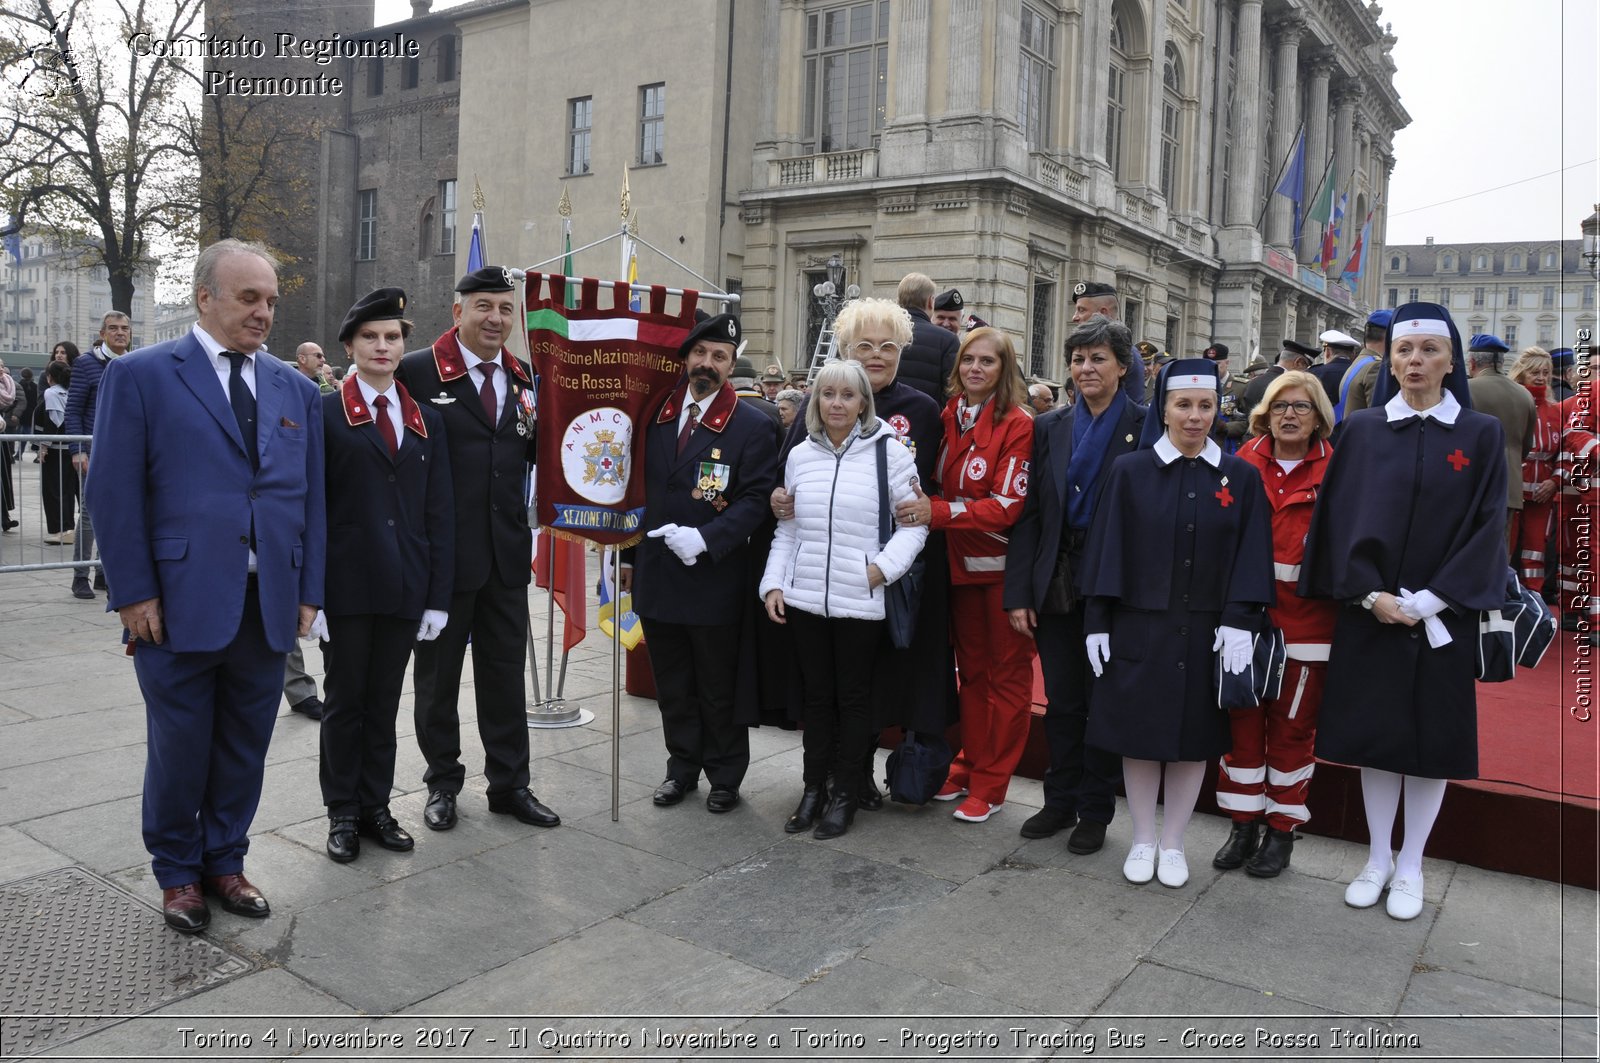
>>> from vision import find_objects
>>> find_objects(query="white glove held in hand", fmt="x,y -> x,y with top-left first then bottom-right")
649,523 -> 707,565
417,609 -> 448,642
1213,625 -> 1253,676
306,609 -> 330,643
1397,588 -> 1447,621
1085,633 -> 1110,678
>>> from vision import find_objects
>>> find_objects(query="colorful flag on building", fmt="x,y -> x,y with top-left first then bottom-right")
1271,127 -> 1307,244
1342,207 -> 1375,283
1320,185 -> 1347,273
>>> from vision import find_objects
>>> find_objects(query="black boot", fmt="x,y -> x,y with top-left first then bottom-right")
858,741 -> 884,811
1246,827 -> 1295,878
784,785 -> 828,834
1212,819 -> 1263,870
813,791 -> 857,840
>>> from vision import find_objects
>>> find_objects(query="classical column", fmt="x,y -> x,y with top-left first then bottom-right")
946,0 -> 985,113
1300,53 -> 1334,263
1142,0 -> 1171,193
895,0 -> 931,123
1263,13 -> 1303,249
1332,83 -> 1360,214
992,0 -> 1021,126
1224,0 -> 1264,228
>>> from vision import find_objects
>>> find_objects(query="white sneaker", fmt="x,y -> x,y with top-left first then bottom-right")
1156,847 -> 1189,888
1122,843 -> 1157,884
43,534 -> 61,545
1386,874 -> 1425,920
1343,860 -> 1393,909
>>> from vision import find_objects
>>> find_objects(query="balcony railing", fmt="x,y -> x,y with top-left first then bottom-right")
771,148 -> 879,188
1030,153 -> 1087,202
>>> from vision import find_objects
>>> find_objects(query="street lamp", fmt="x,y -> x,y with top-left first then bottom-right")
1582,205 -> 1600,280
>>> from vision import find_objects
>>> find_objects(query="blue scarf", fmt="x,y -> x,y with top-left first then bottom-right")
1064,390 -> 1127,529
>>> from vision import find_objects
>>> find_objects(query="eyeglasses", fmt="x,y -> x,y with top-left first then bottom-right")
848,341 -> 901,357
1269,400 -> 1315,415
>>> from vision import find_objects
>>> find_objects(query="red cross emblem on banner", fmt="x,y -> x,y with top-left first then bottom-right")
1447,449 -> 1471,472
1215,486 -> 1234,507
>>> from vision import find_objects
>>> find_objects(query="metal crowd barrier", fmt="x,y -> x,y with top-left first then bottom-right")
0,433 -> 102,574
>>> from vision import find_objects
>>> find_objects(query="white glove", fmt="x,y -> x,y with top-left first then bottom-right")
306,609 -> 330,643
417,609 -> 448,642
1213,625 -> 1253,676
1397,588 -> 1453,648
649,523 -> 707,566
1085,633 -> 1110,678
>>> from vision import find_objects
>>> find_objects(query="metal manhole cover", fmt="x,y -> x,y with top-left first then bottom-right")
0,867 -> 255,1057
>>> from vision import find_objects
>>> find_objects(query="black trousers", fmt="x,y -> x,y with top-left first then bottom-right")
412,564 -> 532,796
788,609 -> 881,792
40,448 -> 77,534
640,617 -> 748,789
1036,605 -> 1122,824
320,612 -> 416,817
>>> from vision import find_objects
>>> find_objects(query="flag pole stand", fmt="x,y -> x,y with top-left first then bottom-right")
526,581 -> 590,728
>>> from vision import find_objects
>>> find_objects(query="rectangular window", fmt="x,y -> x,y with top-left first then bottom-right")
1543,285 -> 1555,308
1388,288 -> 1399,307
1439,287 -> 1450,305
1018,4 -> 1054,150
1585,286 -> 1595,308
1029,278 -> 1054,379
357,190 -> 377,261
1408,287 -> 1418,303
1473,286 -> 1485,308
402,55 -> 419,90
1539,323 -> 1555,346
1504,324 -> 1517,347
803,1 -> 889,153
1159,99 -> 1180,200
639,83 -> 666,165
437,35 -> 458,82
438,179 -> 457,255
368,60 -> 383,97
1507,285 -> 1519,309
567,96 -> 592,176
1106,63 -> 1126,178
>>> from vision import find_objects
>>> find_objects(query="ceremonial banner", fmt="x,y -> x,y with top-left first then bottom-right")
526,272 -> 696,546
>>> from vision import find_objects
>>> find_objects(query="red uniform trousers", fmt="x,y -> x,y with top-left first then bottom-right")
1513,500 -> 1554,594
1215,659 -> 1324,832
944,582 -> 1037,805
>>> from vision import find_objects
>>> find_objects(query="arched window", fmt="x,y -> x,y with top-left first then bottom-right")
1106,11 -> 1129,179
1159,44 -> 1183,203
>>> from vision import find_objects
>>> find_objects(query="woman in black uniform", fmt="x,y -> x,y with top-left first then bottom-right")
1079,359 -> 1275,888
1299,302 -> 1505,920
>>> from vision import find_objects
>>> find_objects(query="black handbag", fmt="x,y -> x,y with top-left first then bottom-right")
1214,624 -> 1287,710
876,436 -> 926,650
1478,566 -> 1557,682
884,729 -> 955,805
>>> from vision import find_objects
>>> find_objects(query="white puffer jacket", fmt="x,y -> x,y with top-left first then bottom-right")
760,418 -> 928,621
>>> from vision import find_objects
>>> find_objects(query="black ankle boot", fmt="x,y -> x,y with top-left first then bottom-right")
1245,827 -> 1295,877
1212,819 -> 1263,870
813,791 -> 857,840
784,785 -> 827,834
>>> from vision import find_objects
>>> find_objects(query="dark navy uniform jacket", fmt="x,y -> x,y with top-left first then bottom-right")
631,380 -> 779,627
321,376 -> 454,619
397,329 -> 536,593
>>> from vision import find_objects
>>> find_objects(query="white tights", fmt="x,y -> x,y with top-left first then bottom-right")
1359,767 -> 1448,879
1123,758 -> 1209,851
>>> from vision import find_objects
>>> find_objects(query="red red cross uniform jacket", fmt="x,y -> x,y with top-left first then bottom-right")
929,399 -> 1034,583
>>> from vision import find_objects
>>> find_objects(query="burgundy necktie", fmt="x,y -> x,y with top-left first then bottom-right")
478,361 -> 498,423
373,395 -> 398,458
676,402 -> 699,457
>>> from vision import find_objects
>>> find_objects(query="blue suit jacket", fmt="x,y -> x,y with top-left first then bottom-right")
86,333 -> 327,654
1002,397 -> 1146,611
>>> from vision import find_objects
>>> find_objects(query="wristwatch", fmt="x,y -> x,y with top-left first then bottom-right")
1361,591 -> 1382,611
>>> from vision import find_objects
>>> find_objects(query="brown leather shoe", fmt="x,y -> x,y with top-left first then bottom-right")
201,873 -> 271,918
161,883 -> 210,934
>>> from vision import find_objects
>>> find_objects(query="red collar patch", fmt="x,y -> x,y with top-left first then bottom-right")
655,380 -> 739,432
341,375 -> 429,438
431,327 -> 531,385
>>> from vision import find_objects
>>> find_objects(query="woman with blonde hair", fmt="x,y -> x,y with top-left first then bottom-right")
1508,347 -> 1560,597
762,358 -> 927,838
896,327 -> 1036,823
1212,370 -> 1337,878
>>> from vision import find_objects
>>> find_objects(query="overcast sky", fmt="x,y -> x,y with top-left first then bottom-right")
376,0 -> 1599,247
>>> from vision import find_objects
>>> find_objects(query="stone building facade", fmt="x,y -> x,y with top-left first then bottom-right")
0,231 -> 157,355
1378,237 -> 1596,353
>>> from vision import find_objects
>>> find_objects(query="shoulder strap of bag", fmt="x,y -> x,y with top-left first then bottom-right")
876,435 -> 892,548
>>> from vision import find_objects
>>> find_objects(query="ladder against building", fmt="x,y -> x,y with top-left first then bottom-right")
806,325 -> 837,384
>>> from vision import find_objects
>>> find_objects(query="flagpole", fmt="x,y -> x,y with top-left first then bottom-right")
611,548 -> 622,822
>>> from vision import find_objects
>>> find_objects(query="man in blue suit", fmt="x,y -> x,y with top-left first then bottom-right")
88,239 -> 326,933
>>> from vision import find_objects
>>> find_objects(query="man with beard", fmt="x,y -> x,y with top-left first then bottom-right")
622,312 -> 778,814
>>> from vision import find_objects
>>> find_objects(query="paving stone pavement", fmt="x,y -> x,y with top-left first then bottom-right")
0,545 -> 1595,1061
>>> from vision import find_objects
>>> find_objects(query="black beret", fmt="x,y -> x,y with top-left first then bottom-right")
339,286 -> 408,343
1281,339 -> 1319,358
1072,280 -> 1117,300
454,266 -> 515,293
1204,342 -> 1230,360
678,311 -> 741,357
934,289 -> 964,311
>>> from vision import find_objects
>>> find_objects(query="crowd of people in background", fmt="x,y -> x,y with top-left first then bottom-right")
15,237 -> 1593,937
